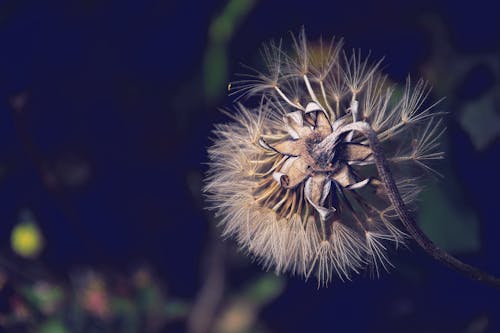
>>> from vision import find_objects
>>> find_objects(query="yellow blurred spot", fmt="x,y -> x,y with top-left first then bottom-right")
227,82 -> 232,92
11,222 -> 44,259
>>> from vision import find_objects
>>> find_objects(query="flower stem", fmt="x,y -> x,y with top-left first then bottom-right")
333,121 -> 500,289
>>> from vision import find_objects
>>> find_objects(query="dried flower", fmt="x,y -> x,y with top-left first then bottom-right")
204,29 -> 445,286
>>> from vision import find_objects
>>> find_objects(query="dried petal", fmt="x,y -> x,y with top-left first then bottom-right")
315,111 -> 333,137
345,178 -> 371,190
305,101 -> 323,113
330,164 -> 355,187
342,143 -> 373,162
258,137 -> 276,151
284,111 -> 312,138
271,139 -> 303,156
305,174 -> 334,220
280,157 -> 310,188
272,172 -> 288,185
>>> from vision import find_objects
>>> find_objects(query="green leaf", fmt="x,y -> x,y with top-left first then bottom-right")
418,184 -> 480,253
203,44 -> 228,101
459,96 -> 500,150
164,299 -> 190,320
37,319 -> 69,333
243,274 -> 285,305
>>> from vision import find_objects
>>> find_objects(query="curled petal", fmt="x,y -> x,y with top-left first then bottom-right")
280,157 -> 310,188
305,101 -> 323,113
342,143 -> 373,162
345,178 -> 371,190
303,102 -> 332,137
259,137 -> 278,152
314,110 -> 333,137
331,114 -> 351,132
271,139 -> 303,156
305,174 -> 335,220
272,172 -> 288,186
284,111 -> 312,138
284,111 -> 303,139
330,164 -> 355,188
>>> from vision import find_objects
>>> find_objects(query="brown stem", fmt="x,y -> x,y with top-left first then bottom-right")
326,121 -> 500,289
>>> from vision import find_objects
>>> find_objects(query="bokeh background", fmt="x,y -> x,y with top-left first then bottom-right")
1,0 -> 500,332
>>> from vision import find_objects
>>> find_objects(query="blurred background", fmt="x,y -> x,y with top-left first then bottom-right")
0,0 -> 499,332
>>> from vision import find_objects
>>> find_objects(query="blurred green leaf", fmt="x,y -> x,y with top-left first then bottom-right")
419,184 -> 480,253
21,283 -> 64,314
37,319 -> 69,333
209,0 -> 255,42
137,285 -> 164,311
204,0 -> 257,101
459,96 -> 500,150
164,299 -> 190,320
243,274 -> 285,305
204,44 -> 228,100
111,297 -> 139,333
214,275 -> 284,333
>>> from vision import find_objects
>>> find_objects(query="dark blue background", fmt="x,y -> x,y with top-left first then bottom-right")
0,0 -> 499,332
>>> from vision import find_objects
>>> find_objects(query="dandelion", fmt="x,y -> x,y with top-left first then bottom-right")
205,29 -> 500,288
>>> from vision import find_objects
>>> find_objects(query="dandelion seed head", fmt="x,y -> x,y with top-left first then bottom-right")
204,29 -> 444,286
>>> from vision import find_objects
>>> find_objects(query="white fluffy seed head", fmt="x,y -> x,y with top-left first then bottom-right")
204,29 -> 444,287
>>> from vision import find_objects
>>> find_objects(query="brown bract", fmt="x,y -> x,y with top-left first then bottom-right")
261,102 -> 373,222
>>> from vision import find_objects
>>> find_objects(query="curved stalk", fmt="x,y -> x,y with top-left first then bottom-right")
321,121 -> 500,289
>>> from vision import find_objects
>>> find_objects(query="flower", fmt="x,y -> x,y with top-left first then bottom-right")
204,29 -> 444,286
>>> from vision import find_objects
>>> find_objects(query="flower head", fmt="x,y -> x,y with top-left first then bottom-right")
204,30 -> 444,286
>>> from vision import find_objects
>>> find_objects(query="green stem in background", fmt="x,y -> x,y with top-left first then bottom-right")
204,0 -> 257,101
